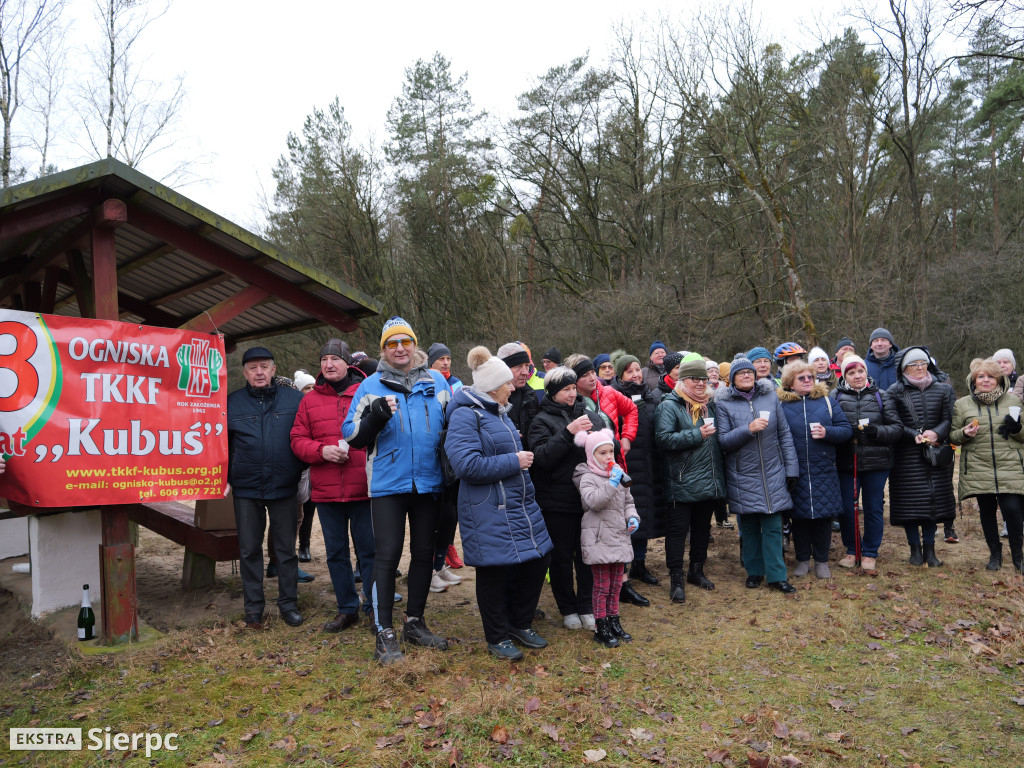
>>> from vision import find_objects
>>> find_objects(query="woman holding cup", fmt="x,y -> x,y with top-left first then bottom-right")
654,356 -> 726,603
833,355 -> 904,571
777,362 -> 852,578
950,358 -> 1024,572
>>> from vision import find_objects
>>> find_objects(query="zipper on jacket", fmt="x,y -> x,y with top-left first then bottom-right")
499,414 -> 541,554
803,397 -> 815,518
750,400 -> 772,513
985,402 -> 999,494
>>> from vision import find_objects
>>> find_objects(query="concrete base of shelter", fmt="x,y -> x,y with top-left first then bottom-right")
29,509 -> 103,618
0,517 -> 29,559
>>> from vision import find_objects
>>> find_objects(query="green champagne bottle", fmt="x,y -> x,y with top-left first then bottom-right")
77,584 -> 95,641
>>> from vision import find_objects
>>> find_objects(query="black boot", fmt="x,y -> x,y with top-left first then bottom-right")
620,580 -> 650,607
669,569 -> 686,604
593,617 -> 620,648
986,544 -> 1002,571
686,561 -> 715,590
1012,547 -> 1023,573
908,544 -> 924,566
924,542 -> 942,567
629,559 -> 660,585
608,615 -> 632,642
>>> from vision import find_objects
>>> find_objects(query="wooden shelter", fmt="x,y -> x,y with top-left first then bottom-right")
0,158 -> 380,643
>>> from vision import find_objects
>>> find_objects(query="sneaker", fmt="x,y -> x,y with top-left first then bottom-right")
394,592 -> 403,603
563,613 -> 583,630
580,613 -> 596,631
374,628 -> 404,664
944,527 -> 959,544
720,519 -> 734,529
831,520 -> 841,532
860,557 -> 876,571
838,554 -> 857,568
298,567 -> 315,583
508,626 -> 548,649
401,616 -> 449,649
436,565 -> 462,585
488,639 -> 523,660
445,544 -> 464,569
429,571 -> 449,593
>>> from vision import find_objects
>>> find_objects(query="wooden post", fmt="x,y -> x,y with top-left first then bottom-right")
91,199 -> 137,644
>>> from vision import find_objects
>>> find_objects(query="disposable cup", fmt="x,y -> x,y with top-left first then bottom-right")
858,418 -> 869,427
705,418 -> 715,428
809,422 -> 821,430
759,410 -> 770,421
338,439 -> 350,455
12,563 -> 29,574
1011,406 -> 1021,422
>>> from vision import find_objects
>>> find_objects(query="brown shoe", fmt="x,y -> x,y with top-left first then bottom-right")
323,612 -> 359,632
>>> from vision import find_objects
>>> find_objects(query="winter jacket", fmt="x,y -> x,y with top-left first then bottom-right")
443,387 -> 552,567
866,347 -> 900,392
527,396 -> 607,517
341,364 -> 452,497
642,362 -> 665,393
715,379 -> 799,516
654,390 -> 726,504
583,380 -> 639,443
573,464 -> 639,565
833,377 -> 903,473
612,379 -> 667,539
290,369 -> 368,503
226,383 -> 306,500
885,346 -> 956,525
507,385 -> 540,448
778,383 -> 853,520
950,377 -> 1024,499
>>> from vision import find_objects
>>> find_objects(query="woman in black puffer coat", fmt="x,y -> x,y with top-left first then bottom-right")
610,351 -> 666,606
886,346 -> 956,567
527,366 -> 606,630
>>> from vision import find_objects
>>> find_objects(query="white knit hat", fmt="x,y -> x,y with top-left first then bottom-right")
467,346 -> 513,393
293,370 -> 316,391
808,346 -> 829,364
994,348 -> 1016,370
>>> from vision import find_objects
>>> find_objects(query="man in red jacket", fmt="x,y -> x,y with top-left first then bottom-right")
565,354 -> 638,456
290,339 -> 375,632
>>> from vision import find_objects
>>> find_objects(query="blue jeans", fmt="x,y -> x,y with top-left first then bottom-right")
738,513 -> 787,582
838,469 -> 888,559
317,500 -> 375,615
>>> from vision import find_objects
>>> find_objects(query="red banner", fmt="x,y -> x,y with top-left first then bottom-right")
0,310 -> 227,506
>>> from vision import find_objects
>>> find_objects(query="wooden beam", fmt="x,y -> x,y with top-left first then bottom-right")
51,267 -> 185,327
22,280 -> 41,312
126,204 -> 359,332
90,199 -> 126,322
66,249 -> 94,318
41,267 -> 59,313
150,271 -> 233,306
0,217 -> 92,303
0,189 -> 99,240
179,284 -> 270,332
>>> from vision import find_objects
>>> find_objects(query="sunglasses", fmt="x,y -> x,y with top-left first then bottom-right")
796,374 -> 815,382
384,338 -> 415,350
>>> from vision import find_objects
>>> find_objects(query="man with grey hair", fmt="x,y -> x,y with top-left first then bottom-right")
499,342 -> 540,448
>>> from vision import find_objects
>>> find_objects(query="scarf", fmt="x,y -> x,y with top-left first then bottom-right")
676,379 -> 710,422
904,371 -> 933,392
974,387 -> 1004,406
378,359 -> 429,392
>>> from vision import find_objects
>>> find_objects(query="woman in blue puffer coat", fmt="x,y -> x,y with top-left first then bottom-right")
716,358 -> 800,594
777,362 -> 852,579
444,347 -> 553,661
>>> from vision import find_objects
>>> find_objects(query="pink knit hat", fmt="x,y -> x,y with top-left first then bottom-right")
574,428 -> 615,474
841,354 -> 867,379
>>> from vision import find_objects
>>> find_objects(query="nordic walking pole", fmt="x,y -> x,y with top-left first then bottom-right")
853,438 -> 862,568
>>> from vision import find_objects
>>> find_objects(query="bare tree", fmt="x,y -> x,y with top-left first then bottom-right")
23,13 -> 64,176
0,0 -> 65,186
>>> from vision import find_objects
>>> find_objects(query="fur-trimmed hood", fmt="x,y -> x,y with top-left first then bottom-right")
776,381 -> 830,403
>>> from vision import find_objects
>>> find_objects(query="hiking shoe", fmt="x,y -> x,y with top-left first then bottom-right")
374,628 -> 404,664
436,565 -> 462,585
860,557 -> 876,571
579,614 -> 596,631
429,571 -> 449,593
488,639 -> 523,660
720,519 -> 734,529
563,613 -> 583,630
323,612 -> 359,632
838,554 -> 856,568
445,545 -> 464,569
298,567 -> 315,583
944,527 -> 959,544
402,616 -> 449,650
508,626 -> 548,649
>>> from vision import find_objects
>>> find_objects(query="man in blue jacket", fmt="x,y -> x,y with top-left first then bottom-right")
227,347 -> 306,629
342,317 -> 452,664
865,328 -> 900,392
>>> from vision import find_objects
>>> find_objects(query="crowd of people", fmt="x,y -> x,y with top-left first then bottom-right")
223,319 -> 1024,665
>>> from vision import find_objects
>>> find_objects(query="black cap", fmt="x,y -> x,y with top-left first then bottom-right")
242,346 -> 274,364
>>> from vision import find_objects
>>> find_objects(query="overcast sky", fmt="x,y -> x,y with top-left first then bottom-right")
56,0 -> 864,231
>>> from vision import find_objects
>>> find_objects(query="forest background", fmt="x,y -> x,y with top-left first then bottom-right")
4,0 -> 1024,386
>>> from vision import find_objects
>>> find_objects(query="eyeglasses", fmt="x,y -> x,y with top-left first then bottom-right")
904,362 -> 928,370
796,374 -> 815,382
685,376 -> 708,382
384,338 -> 415,350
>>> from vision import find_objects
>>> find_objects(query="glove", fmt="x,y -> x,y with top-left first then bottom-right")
862,423 -> 878,439
786,476 -> 799,493
369,396 -> 395,421
1004,414 -> 1022,434
626,517 -> 639,534
609,466 -> 624,487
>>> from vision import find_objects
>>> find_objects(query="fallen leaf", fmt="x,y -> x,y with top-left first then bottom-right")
206,718 -> 224,728
827,699 -> 847,711
867,642 -> 883,651
826,731 -> 853,744
705,748 -> 730,763
747,750 -> 770,768
375,734 -> 405,749
772,719 -> 790,739
901,726 -> 918,736
541,724 -> 559,741
780,755 -> 803,767
1011,696 -> 1024,706
449,744 -> 461,766
490,725 -> 508,744
629,727 -> 654,742
272,735 -> 297,751
239,731 -> 259,743
583,748 -> 607,763
700,722 -> 714,732
601,717 -> 614,729
791,729 -> 812,742
524,697 -> 540,714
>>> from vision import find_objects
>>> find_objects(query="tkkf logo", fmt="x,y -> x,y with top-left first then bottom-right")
175,338 -> 223,398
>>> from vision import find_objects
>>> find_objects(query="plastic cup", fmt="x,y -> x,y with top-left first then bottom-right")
12,563 -> 29,574
759,410 -> 770,421
858,418 -> 869,427
1011,406 -> 1021,422
809,422 -> 821,429
338,439 -> 350,455
705,417 -> 715,428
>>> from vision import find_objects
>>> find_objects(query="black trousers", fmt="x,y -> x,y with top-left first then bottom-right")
475,554 -> 551,644
665,500 -> 714,571
542,512 -> 593,616
791,517 -> 833,563
298,499 -> 317,548
234,495 -> 298,616
977,494 -> 1024,554
433,486 -> 459,570
370,492 -> 440,631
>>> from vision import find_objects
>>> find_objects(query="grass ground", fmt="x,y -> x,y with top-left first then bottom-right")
3,516 -> 1023,768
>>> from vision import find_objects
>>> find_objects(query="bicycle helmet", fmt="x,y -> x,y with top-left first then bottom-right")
773,342 -> 807,364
